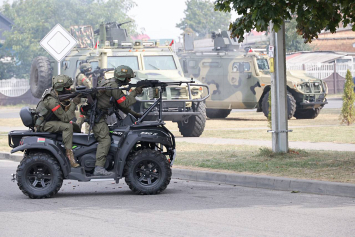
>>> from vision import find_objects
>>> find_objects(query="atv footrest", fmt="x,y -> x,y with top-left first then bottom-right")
68,167 -> 115,181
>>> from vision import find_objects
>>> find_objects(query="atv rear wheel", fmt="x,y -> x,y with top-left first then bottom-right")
294,108 -> 321,119
177,102 -> 206,137
261,91 -> 296,120
206,109 -> 232,119
16,152 -> 63,199
30,56 -> 52,98
124,149 -> 171,195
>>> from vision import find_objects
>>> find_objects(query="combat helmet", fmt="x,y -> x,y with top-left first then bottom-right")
80,63 -> 92,74
53,75 -> 73,91
114,65 -> 135,81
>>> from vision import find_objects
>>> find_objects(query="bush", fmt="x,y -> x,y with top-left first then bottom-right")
340,69 -> 355,125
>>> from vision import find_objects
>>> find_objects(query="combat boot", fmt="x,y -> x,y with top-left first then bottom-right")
66,149 -> 80,168
93,166 -> 114,176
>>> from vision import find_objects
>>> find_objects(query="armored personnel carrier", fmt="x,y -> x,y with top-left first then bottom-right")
178,31 -> 328,119
29,22 -> 209,137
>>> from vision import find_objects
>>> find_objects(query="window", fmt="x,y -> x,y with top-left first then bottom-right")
143,56 -> 177,70
188,60 -> 196,68
232,62 -> 251,72
107,56 -> 139,70
257,59 -> 269,70
90,61 -> 99,70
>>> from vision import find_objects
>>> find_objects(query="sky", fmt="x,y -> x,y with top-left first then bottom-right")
0,0 -> 237,41
129,0 -> 237,41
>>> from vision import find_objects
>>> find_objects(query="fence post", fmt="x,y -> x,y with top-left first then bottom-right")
333,62 -> 337,94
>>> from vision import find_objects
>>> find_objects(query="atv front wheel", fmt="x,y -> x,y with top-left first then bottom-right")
261,91 -> 296,119
124,149 -> 171,195
16,152 -> 63,199
177,102 -> 206,137
206,109 -> 232,119
294,108 -> 321,119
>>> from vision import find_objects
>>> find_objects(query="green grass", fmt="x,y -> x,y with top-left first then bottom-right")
175,142 -> 355,183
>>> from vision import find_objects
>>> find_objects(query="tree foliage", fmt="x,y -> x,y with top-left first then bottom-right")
285,18 -> 312,53
0,0 -> 136,79
177,0 -> 231,39
340,70 -> 355,126
214,0 -> 355,43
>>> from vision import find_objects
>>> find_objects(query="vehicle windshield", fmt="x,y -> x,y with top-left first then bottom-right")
257,58 -> 269,70
143,56 -> 177,70
107,56 -> 139,70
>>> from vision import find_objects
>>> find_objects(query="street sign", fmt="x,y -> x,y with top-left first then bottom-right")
40,24 -> 78,63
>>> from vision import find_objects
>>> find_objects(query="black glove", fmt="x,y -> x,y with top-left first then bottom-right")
135,86 -> 143,94
72,95 -> 81,105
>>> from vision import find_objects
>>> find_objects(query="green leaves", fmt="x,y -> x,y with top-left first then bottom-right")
340,70 -> 355,126
177,0 -> 231,38
0,0 -> 137,79
214,0 -> 355,43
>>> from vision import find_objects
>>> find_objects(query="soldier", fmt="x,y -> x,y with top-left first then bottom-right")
76,63 -> 92,132
91,65 -> 143,176
35,75 -> 82,168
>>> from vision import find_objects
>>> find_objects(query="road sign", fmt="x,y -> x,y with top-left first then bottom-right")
40,24 -> 77,62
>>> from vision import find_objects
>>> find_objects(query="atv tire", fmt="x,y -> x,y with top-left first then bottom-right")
124,149 -> 172,195
294,108 -> 321,119
206,109 -> 232,119
16,152 -> 63,199
30,56 -> 52,98
177,102 -> 206,137
261,91 -> 296,120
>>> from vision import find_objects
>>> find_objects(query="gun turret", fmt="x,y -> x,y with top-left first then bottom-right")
211,30 -> 239,51
95,21 -> 131,48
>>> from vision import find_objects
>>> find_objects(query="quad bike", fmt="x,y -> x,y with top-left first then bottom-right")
8,80 -> 209,199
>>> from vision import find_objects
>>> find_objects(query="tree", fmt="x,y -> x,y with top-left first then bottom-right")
177,0 -> 231,39
214,0 -> 355,43
285,18 -> 312,53
340,70 -> 355,126
0,0 -> 137,79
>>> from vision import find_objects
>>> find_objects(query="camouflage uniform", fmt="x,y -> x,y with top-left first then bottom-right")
76,63 -> 92,132
93,65 -> 142,173
35,75 -> 81,168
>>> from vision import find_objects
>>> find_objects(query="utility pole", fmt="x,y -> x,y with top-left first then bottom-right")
269,21 -> 289,152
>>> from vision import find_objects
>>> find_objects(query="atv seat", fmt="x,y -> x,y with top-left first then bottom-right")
72,133 -> 97,146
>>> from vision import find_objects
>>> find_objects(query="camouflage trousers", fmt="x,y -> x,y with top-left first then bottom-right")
93,118 -> 111,167
40,121 -> 73,150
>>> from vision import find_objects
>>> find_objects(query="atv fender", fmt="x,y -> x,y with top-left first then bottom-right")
115,129 -> 174,178
11,136 -> 71,177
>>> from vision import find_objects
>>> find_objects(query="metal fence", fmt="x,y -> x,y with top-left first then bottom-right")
0,78 -> 30,97
287,63 -> 355,79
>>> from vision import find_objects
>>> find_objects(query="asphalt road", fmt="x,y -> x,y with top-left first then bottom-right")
1,160 -> 354,237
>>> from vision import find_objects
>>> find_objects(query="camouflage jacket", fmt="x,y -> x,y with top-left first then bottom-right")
76,73 -> 92,88
96,78 -> 137,110
36,89 -> 76,123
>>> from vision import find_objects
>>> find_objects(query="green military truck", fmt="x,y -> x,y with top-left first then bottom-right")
178,31 -> 328,119
29,23 -> 209,137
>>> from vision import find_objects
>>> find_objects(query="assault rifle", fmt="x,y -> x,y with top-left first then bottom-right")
58,86 -> 118,104
86,67 -> 114,87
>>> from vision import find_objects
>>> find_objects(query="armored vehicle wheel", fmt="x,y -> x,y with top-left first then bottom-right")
124,149 -> 172,195
261,91 -> 296,120
177,102 -> 206,137
206,109 -> 232,119
30,56 -> 52,98
294,108 -> 321,119
16,152 -> 63,199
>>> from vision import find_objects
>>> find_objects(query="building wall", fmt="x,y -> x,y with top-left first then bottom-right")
310,30 -> 355,52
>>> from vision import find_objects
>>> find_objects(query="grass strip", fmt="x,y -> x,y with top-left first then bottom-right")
175,142 -> 355,184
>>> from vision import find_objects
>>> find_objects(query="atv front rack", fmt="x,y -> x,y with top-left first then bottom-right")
137,83 -> 210,123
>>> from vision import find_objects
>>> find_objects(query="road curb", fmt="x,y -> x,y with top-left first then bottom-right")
1,152 -> 354,198
173,169 -> 355,198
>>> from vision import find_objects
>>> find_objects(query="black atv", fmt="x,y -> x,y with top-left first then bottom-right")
7,81 -> 193,199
